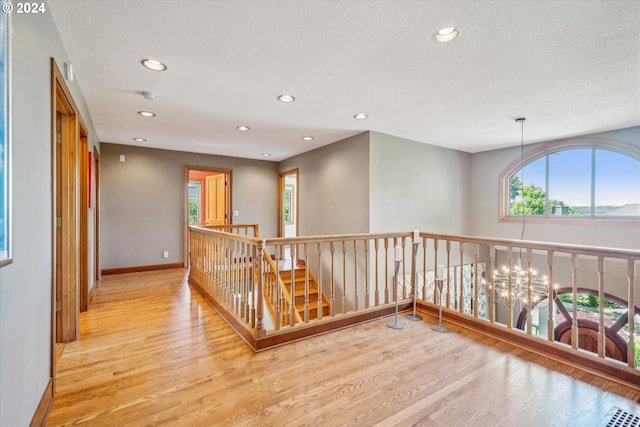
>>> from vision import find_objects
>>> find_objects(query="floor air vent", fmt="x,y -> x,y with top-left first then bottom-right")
603,407 -> 640,427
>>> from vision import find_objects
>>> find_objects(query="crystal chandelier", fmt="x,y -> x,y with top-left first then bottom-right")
482,118 -> 549,309
486,258 -> 549,308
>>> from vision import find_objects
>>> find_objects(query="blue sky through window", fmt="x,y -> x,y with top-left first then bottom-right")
595,150 -> 640,206
549,149 -> 591,206
515,148 -> 640,213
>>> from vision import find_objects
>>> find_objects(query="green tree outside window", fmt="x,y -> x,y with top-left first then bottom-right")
510,176 -> 577,215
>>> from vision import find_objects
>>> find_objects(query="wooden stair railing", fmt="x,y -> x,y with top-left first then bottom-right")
278,261 -> 330,323
261,253 -> 330,327
203,224 -> 329,328
189,224 -> 640,388
201,224 -> 294,329
262,250 -> 302,328
199,224 -> 332,328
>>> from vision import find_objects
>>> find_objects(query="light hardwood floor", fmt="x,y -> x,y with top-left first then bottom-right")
47,268 -> 640,426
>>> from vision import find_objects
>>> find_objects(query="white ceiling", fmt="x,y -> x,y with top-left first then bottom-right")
48,0 -> 640,162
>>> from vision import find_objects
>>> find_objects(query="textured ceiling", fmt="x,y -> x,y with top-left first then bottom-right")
48,0 -> 640,161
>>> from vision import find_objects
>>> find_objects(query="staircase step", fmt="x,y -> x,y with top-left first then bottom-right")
295,301 -> 330,319
297,300 -> 329,310
292,285 -> 319,296
268,260 -> 331,325
294,294 -> 320,306
278,270 -> 308,281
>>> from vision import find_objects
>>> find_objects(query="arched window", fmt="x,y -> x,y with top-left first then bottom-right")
499,139 -> 640,223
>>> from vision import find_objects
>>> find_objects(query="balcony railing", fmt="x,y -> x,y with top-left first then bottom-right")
188,225 -> 639,385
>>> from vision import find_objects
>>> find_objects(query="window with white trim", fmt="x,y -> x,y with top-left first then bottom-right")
500,140 -> 640,221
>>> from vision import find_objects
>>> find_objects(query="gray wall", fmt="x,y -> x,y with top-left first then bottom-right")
0,9 -> 99,426
369,132 -> 472,234
278,132 -> 472,314
469,127 -> 640,249
279,133 -> 370,236
101,143 -> 278,269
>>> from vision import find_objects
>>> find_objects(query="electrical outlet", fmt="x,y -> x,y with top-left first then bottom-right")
163,251 -> 169,258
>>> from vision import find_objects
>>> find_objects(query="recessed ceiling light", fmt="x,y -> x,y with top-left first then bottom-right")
432,27 -> 461,43
302,136 -> 314,141
133,137 -> 146,142
261,153 -> 272,157
139,90 -> 156,100
236,125 -> 250,131
138,111 -> 156,117
141,59 -> 167,71
353,113 -> 368,120
277,94 -> 295,103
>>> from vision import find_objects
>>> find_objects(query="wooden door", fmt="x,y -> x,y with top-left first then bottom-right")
205,174 -> 226,225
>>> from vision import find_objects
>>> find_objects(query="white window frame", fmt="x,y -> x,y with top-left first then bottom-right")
499,138 -> 640,225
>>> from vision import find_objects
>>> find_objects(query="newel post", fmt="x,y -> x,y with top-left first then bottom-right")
255,239 -> 266,339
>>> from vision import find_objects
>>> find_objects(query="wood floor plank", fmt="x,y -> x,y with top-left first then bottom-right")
47,268 -> 640,426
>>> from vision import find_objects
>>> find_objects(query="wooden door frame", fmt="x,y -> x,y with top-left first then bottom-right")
183,166 -> 232,267
93,146 -> 100,285
51,59 -> 80,358
79,118 -> 89,312
278,168 -> 299,238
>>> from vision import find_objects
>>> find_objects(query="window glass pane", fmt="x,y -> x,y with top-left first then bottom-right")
595,150 -> 640,216
548,149 -> 591,215
283,186 -> 293,224
188,181 -> 201,224
510,156 -> 546,215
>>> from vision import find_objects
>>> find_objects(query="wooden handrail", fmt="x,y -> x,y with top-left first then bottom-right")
261,247 -> 303,326
418,232 -> 640,260
199,224 -> 261,238
190,224 -> 304,327
190,226 -> 640,260
188,224 -> 640,383
189,225 -> 260,245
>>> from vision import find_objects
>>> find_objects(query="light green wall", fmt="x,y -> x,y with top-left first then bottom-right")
0,8 -> 99,426
101,143 -> 279,268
